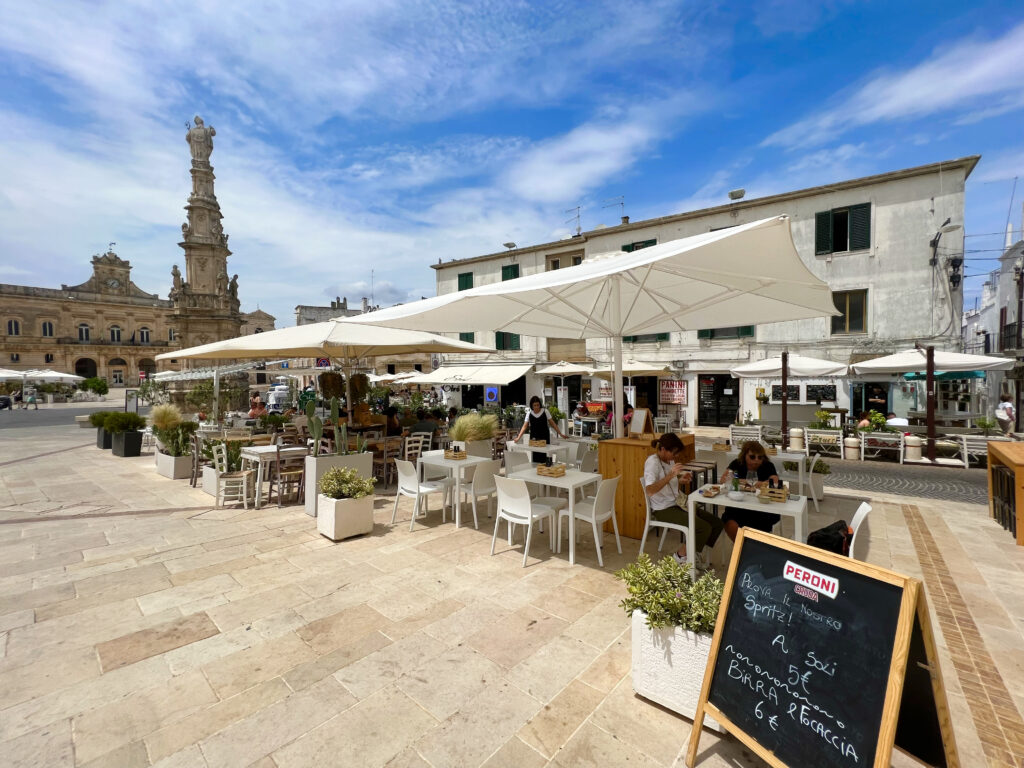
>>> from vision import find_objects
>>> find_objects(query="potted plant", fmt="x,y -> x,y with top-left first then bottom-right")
105,412 -> 148,457
316,466 -> 377,541
615,554 -> 725,730
975,417 -> 999,437
449,412 -> 498,457
89,411 -> 114,449
153,412 -> 198,480
781,456 -> 831,500
303,399 -> 372,517
200,437 -> 251,496
257,412 -> 287,434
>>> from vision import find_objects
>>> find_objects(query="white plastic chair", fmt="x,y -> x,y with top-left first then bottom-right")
579,447 -> 599,474
420,448 -> 451,483
849,502 -> 871,560
212,443 -> 252,509
638,478 -> 690,556
463,459 -> 501,528
392,459 -> 452,531
653,416 -> 672,433
492,475 -> 556,567
504,447 -> 533,473
557,476 -> 622,567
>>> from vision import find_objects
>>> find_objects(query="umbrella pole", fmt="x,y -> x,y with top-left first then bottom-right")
926,346 -> 936,462
611,281 -> 624,439
781,350 -> 789,450
345,363 -> 355,426
213,370 -> 220,423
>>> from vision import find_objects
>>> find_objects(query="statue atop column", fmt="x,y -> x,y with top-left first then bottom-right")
186,115 -> 215,163
170,264 -> 183,299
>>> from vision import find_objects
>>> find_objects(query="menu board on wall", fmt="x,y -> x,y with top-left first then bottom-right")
659,379 -> 688,405
771,385 -> 801,402
686,530 -> 958,768
805,384 -> 838,403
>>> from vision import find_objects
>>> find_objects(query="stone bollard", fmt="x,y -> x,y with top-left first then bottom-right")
788,428 -> 804,451
905,435 -> 922,461
844,437 -> 861,461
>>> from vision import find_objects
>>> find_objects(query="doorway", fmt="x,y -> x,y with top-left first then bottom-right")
698,375 -> 740,426
75,358 -> 97,379
632,376 -> 659,415
852,382 -> 889,416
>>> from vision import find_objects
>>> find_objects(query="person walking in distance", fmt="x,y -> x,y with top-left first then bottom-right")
995,394 -> 1016,435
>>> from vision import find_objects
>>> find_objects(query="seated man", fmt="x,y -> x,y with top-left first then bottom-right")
408,408 -> 439,438
885,411 -> 909,427
248,401 -> 268,419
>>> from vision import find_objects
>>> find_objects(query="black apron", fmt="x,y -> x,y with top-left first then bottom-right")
527,410 -> 551,463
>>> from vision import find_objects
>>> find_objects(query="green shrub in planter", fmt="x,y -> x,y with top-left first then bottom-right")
103,412 -> 147,433
615,553 -> 723,632
154,422 -> 198,457
318,466 -> 376,500
105,412 -> 147,457
90,411 -> 113,449
88,411 -> 112,428
82,377 -> 109,396
782,457 -> 831,475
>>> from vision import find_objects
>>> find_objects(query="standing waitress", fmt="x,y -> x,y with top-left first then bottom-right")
515,395 -> 567,463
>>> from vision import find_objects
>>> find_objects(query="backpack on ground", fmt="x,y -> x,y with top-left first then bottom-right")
806,520 -> 851,556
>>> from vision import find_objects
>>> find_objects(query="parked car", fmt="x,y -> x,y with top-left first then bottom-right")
0,395 -> 11,410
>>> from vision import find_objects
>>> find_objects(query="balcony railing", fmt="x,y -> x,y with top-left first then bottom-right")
1000,324 -> 1019,352
55,337 -> 171,347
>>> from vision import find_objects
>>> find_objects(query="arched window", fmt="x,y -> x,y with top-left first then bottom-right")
168,328 -> 176,342
109,325 -> 121,343
7,320 -> 20,336
78,323 -> 90,341
138,327 -> 150,343
41,321 -> 54,337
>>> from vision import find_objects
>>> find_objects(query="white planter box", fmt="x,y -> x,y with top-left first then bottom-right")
155,453 -> 192,480
304,452 -> 373,517
809,474 -> 825,500
631,610 -> 724,731
317,494 -> 374,540
202,465 -> 218,496
456,439 -> 493,458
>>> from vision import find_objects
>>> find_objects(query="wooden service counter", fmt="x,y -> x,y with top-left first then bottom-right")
598,434 -> 695,539
987,441 -> 1024,545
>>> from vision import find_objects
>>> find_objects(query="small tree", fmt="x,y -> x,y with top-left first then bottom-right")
82,377 -> 109,396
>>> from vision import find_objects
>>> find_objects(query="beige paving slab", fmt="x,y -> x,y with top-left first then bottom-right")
198,677 -> 355,768
79,739 -> 149,768
202,631 -> 316,700
564,595 -> 631,650
589,676 -> 692,765
166,555 -> 262,587
530,583 -> 602,622
204,584 -> 308,632
2,719 -> 74,768
0,643 -> 99,710
145,677 -> 292,763
72,669 -> 218,764
151,744 -> 210,768
0,548 -> 84,578
415,679 -> 541,768
397,644 -> 504,720
505,633 -> 603,703
576,629 -> 630,693
283,630 -> 391,692
0,608 -> 34,632
335,630 -> 447,700
421,598 -> 511,647
295,602 -> 394,655
518,678 -> 606,759
272,684 -> 437,768
0,581 -> 75,615
95,611 -> 220,673
480,736 -> 548,768
551,720 -> 663,768
134,574 -> 239,615
466,604 -> 569,669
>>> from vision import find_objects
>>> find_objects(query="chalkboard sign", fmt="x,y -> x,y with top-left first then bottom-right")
686,530 -> 958,768
771,385 -> 800,402
806,384 -> 837,403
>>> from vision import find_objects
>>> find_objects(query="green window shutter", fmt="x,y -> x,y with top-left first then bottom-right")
501,265 -> 519,281
697,329 -> 712,339
815,211 -> 832,255
459,332 -> 474,343
848,204 -> 871,251
655,332 -> 670,342
457,272 -> 473,291
510,334 -> 520,351
495,332 -> 505,351
738,326 -> 754,338
622,335 -> 637,343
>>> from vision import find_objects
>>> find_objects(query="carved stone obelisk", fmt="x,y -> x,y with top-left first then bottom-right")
171,115 -> 242,348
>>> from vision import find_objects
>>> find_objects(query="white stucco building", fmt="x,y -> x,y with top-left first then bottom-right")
433,156 -> 976,426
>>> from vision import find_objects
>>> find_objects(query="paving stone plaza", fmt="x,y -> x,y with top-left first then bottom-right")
1,405 -> 1023,767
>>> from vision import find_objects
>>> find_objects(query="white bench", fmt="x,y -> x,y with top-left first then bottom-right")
75,415 -> 92,428
803,428 -> 842,457
729,425 -> 762,446
860,431 -> 904,463
960,435 -> 1012,468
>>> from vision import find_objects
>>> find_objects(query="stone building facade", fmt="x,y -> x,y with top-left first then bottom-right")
433,156 -> 976,426
0,114 -> 246,387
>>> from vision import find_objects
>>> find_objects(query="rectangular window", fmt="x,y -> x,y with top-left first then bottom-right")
78,325 -> 90,341
10,353 -> 19,362
138,328 -> 150,343
831,290 -> 868,334
457,272 -> 473,291
459,332 -> 475,343
696,326 -> 755,340
41,321 -> 54,337
45,353 -> 54,363
622,239 -> 656,252
110,326 -> 121,343
547,257 -> 560,271
815,203 -> 871,254
572,255 -> 583,266
622,333 -> 671,343
501,264 -> 520,281
168,328 -> 175,342
495,332 -> 521,351
112,370 -> 124,385
7,320 -> 20,335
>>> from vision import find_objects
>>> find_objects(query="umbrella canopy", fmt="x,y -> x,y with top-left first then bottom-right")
591,360 -> 672,380
403,363 -> 533,386
535,361 -> 596,377
0,368 -> 26,380
155,320 -> 491,361
349,216 -> 837,436
731,354 -> 847,378
851,348 -> 1013,374
18,369 -> 85,382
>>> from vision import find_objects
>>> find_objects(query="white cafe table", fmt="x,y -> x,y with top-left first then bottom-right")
417,453 -> 491,528
507,467 -> 602,566
239,444 -> 309,509
510,439 -> 574,463
686,484 -> 808,582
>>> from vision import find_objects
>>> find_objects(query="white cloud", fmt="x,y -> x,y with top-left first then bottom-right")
763,22 -> 1024,148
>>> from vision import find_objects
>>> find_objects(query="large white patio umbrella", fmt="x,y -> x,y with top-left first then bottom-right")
347,216 -> 838,436
852,347 -> 1014,461
731,353 -> 848,444
156,321 -> 492,421
591,360 -> 672,381
535,361 -> 596,377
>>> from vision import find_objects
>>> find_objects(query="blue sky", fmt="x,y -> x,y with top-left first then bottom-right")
1,0 -> 1022,327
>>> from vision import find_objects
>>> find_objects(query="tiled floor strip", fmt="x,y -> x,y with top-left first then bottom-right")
903,503 -> 1024,767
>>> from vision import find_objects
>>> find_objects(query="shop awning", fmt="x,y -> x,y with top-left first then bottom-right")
903,370 -> 986,381
405,363 -> 533,386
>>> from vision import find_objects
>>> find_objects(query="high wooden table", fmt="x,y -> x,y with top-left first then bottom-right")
598,433 -> 695,539
987,441 -> 1024,545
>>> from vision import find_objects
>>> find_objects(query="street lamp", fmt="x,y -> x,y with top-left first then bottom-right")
928,218 -> 961,266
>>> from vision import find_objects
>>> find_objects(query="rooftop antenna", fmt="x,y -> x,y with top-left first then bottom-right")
565,206 -> 581,236
602,196 -> 624,217
108,242 -> 116,252
371,269 -> 374,307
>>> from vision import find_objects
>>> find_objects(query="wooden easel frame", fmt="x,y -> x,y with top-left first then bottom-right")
685,528 -> 959,768
628,407 -> 654,436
